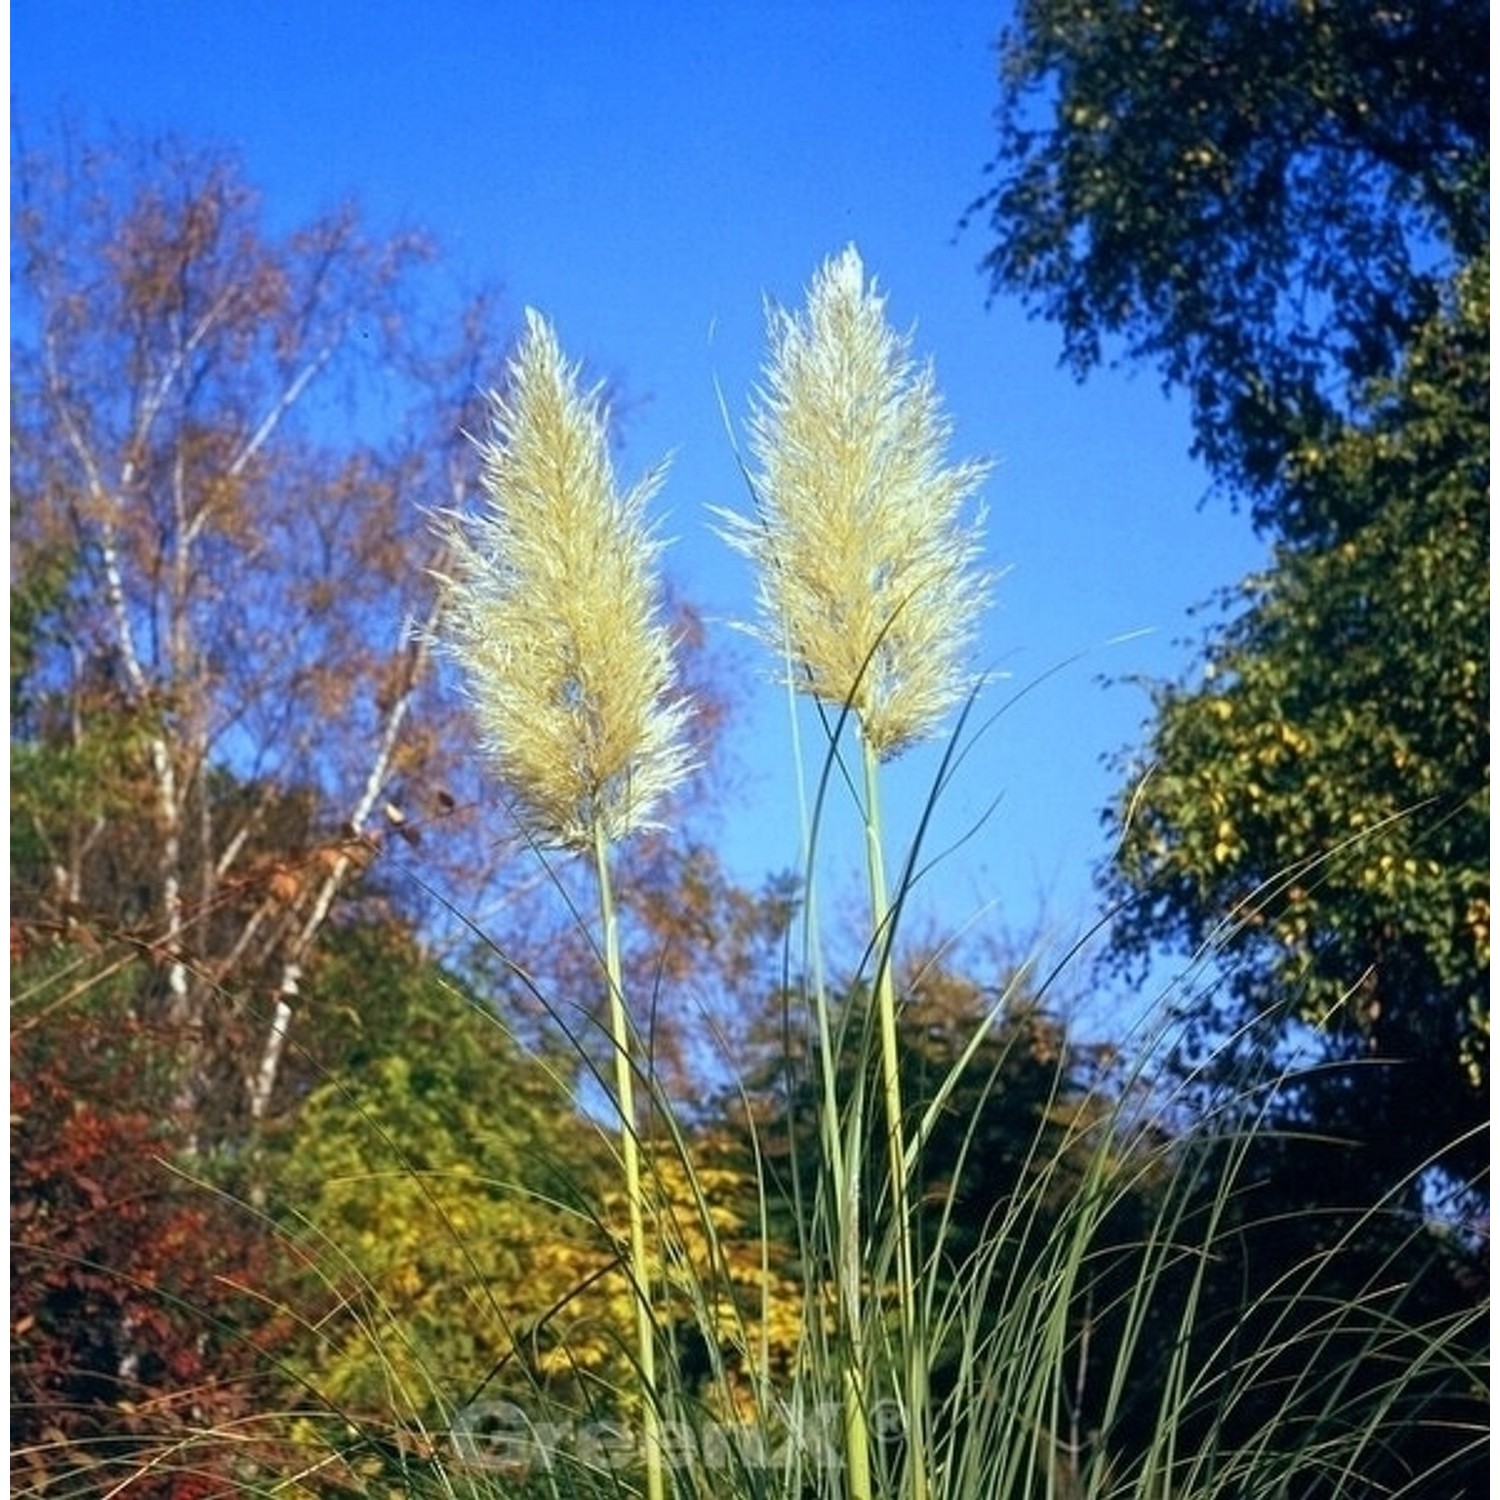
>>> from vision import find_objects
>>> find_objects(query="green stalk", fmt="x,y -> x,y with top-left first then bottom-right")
860,733 -> 929,1500
839,1106 -> 874,1500
788,665 -> 873,1500
592,819 -> 664,1500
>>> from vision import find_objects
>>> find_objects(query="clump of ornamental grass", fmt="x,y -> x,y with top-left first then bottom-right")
719,244 -> 994,1500
432,308 -> 695,1500
249,267 -> 1481,1500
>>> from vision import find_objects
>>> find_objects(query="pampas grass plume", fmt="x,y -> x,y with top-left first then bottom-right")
435,309 -> 694,848
721,244 -> 993,759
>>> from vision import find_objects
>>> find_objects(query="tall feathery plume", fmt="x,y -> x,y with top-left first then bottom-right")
722,245 -> 993,1500
437,309 -> 694,849
721,243 -> 992,760
434,309 -> 691,1500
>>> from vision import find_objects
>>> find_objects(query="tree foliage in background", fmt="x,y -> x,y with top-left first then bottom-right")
731,953 -> 1154,1405
266,921 -> 809,1478
980,0 -> 1488,1199
1106,260 -> 1489,1189
265,924 -> 607,1419
974,0 -> 1487,507
10,127 -> 505,1141
7,125 -> 510,1491
11,959 -> 281,1496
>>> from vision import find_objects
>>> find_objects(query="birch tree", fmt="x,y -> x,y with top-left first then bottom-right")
11,130 -> 500,1140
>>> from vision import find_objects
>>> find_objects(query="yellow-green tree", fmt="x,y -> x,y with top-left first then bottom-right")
976,2 -> 1487,1200
266,922 -> 805,1470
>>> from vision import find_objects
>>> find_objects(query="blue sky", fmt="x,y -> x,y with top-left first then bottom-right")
13,2 -> 1267,983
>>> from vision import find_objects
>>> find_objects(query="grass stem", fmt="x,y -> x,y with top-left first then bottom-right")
593,818 -> 665,1500
861,732 -> 929,1500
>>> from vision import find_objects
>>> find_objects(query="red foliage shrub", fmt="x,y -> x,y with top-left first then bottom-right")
11,980 -> 285,1495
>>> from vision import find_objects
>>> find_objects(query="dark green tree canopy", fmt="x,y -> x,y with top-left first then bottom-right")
974,0 -> 1488,513
979,4 -> 1489,1200
1103,257 -> 1488,1189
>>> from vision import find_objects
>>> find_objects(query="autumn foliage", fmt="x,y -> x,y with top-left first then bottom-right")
11,972 -> 281,1495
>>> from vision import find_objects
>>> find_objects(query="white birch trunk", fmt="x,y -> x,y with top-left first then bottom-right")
246,614 -> 437,1122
